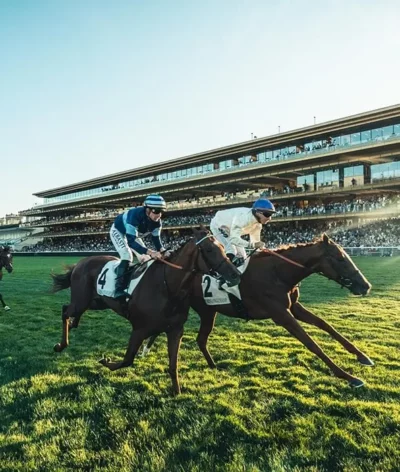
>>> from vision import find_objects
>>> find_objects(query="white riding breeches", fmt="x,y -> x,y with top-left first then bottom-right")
210,221 -> 247,259
110,224 -> 151,263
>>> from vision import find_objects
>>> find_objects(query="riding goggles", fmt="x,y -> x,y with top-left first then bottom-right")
262,211 -> 274,218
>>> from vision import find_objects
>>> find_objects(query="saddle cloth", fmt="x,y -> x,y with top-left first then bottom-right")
201,257 -> 250,306
96,260 -> 154,298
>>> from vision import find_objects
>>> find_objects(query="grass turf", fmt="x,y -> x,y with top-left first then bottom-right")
0,256 -> 399,471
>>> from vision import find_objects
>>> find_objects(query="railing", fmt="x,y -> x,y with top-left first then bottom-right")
15,246 -> 400,257
343,247 -> 400,256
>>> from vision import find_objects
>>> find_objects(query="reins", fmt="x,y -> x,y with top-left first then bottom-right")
158,259 -> 183,270
133,234 -> 215,274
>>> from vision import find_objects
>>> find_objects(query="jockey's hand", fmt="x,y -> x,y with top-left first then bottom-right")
163,250 -> 172,258
147,250 -> 162,260
253,241 -> 265,250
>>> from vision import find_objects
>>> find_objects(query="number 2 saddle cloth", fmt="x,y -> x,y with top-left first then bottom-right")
201,258 -> 250,306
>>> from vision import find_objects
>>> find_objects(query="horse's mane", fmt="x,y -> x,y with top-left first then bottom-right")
169,237 -> 195,259
254,237 -> 322,258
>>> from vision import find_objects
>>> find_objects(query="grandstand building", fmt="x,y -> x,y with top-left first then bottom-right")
20,104 -> 400,254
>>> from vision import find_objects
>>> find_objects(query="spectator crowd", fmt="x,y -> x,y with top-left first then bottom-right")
20,217 -> 400,254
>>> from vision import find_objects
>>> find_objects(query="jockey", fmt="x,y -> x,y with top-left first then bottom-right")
210,198 -> 276,266
110,194 -> 169,296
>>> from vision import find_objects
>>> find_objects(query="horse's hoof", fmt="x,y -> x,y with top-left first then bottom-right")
4,306 -> 10,311
358,356 -> 374,366
54,343 -> 64,352
99,357 -> 110,365
349,378 -> 365,388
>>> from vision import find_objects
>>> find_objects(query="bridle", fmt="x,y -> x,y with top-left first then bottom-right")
260,247 -> 360,290
162,233 -> 232,303
194,233 -> 235,276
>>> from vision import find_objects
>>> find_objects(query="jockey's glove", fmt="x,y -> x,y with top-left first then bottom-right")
252,241 -> 265,250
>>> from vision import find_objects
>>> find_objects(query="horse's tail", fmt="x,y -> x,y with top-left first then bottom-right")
50,265 -> 76,293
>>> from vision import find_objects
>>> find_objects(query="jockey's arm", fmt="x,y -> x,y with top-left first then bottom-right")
249,226 -> 262,245
229,216 -> 251,249
151,225 -> 163,252
125,224 -> 148,255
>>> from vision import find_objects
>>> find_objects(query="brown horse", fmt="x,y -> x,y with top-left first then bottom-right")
51,228 -> 241,394
143,234 -> 374,388
0,246 -> 13,311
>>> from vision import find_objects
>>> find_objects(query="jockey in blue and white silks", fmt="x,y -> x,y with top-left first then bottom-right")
210,198 -> 276,266
110,194 -> 168,296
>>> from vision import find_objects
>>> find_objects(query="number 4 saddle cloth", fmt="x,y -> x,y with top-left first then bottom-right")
201,258 -> 250,306
96,260 -> 155,298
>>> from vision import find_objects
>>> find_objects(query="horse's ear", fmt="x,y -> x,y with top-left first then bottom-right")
322,233 -> 330,244
199,224 -> 208,232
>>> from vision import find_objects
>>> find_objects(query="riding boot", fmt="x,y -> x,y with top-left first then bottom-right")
232,256 -> 244,267
226,253 -> 235,262
115,260 -> 130,297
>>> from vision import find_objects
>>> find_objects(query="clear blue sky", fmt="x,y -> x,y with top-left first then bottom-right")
1,0 -> 399,216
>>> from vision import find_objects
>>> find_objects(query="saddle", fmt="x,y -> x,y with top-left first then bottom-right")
126,262 -> 149,281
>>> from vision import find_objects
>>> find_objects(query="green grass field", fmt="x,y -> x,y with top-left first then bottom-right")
0,256 -> 399,472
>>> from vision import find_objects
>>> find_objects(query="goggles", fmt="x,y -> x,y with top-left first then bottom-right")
150,208 -> 164,215
261,211 -> 274,218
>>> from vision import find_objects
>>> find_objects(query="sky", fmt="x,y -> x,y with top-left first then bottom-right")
1,0 -> 400,216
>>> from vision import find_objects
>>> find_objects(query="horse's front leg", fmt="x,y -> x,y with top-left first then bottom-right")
291,301 -> 374,366
167,326 -> 184,395
0,293 -> 10,311
196,311 -> 218,369
99,329 -> 146,371
272,306 -> 365,388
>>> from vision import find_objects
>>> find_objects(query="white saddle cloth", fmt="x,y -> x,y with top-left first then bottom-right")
96,260 -> 154,298
201,257 -> 250,306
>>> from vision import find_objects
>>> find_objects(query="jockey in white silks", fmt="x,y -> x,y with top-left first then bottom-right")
210,198 -> 276,266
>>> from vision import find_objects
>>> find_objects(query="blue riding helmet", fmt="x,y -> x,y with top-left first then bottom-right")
252,198 -> 276,214
144,194 -> 167,210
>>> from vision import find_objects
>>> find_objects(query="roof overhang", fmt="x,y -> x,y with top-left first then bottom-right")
34,104 -> 400,198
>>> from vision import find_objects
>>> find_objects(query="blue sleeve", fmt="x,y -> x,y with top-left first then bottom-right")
126,233 -> 148,255
125,209 -> 147,255
151,223 -> 162,251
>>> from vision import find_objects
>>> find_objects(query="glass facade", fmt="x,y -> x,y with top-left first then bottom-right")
371,162 -> 400,181
43,121 -> 400,205
344,165 -> 364,177
317,169 -> 339,187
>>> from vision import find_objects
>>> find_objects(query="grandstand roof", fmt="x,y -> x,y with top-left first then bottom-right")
34,104 -> 400,198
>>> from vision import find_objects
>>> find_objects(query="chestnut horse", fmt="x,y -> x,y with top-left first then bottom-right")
0,246 -> 13,311
51,228 -> 241,394
143,234 -> 374,388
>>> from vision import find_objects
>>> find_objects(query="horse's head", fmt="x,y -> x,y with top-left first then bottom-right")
316,234 -> 371,296
193,227 -> 241,286
0,246 -> 13,273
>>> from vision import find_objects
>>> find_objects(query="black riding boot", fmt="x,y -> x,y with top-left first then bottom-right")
226,253 -> 235,262
115,260 -> 130,297
232,256 -> 244,267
